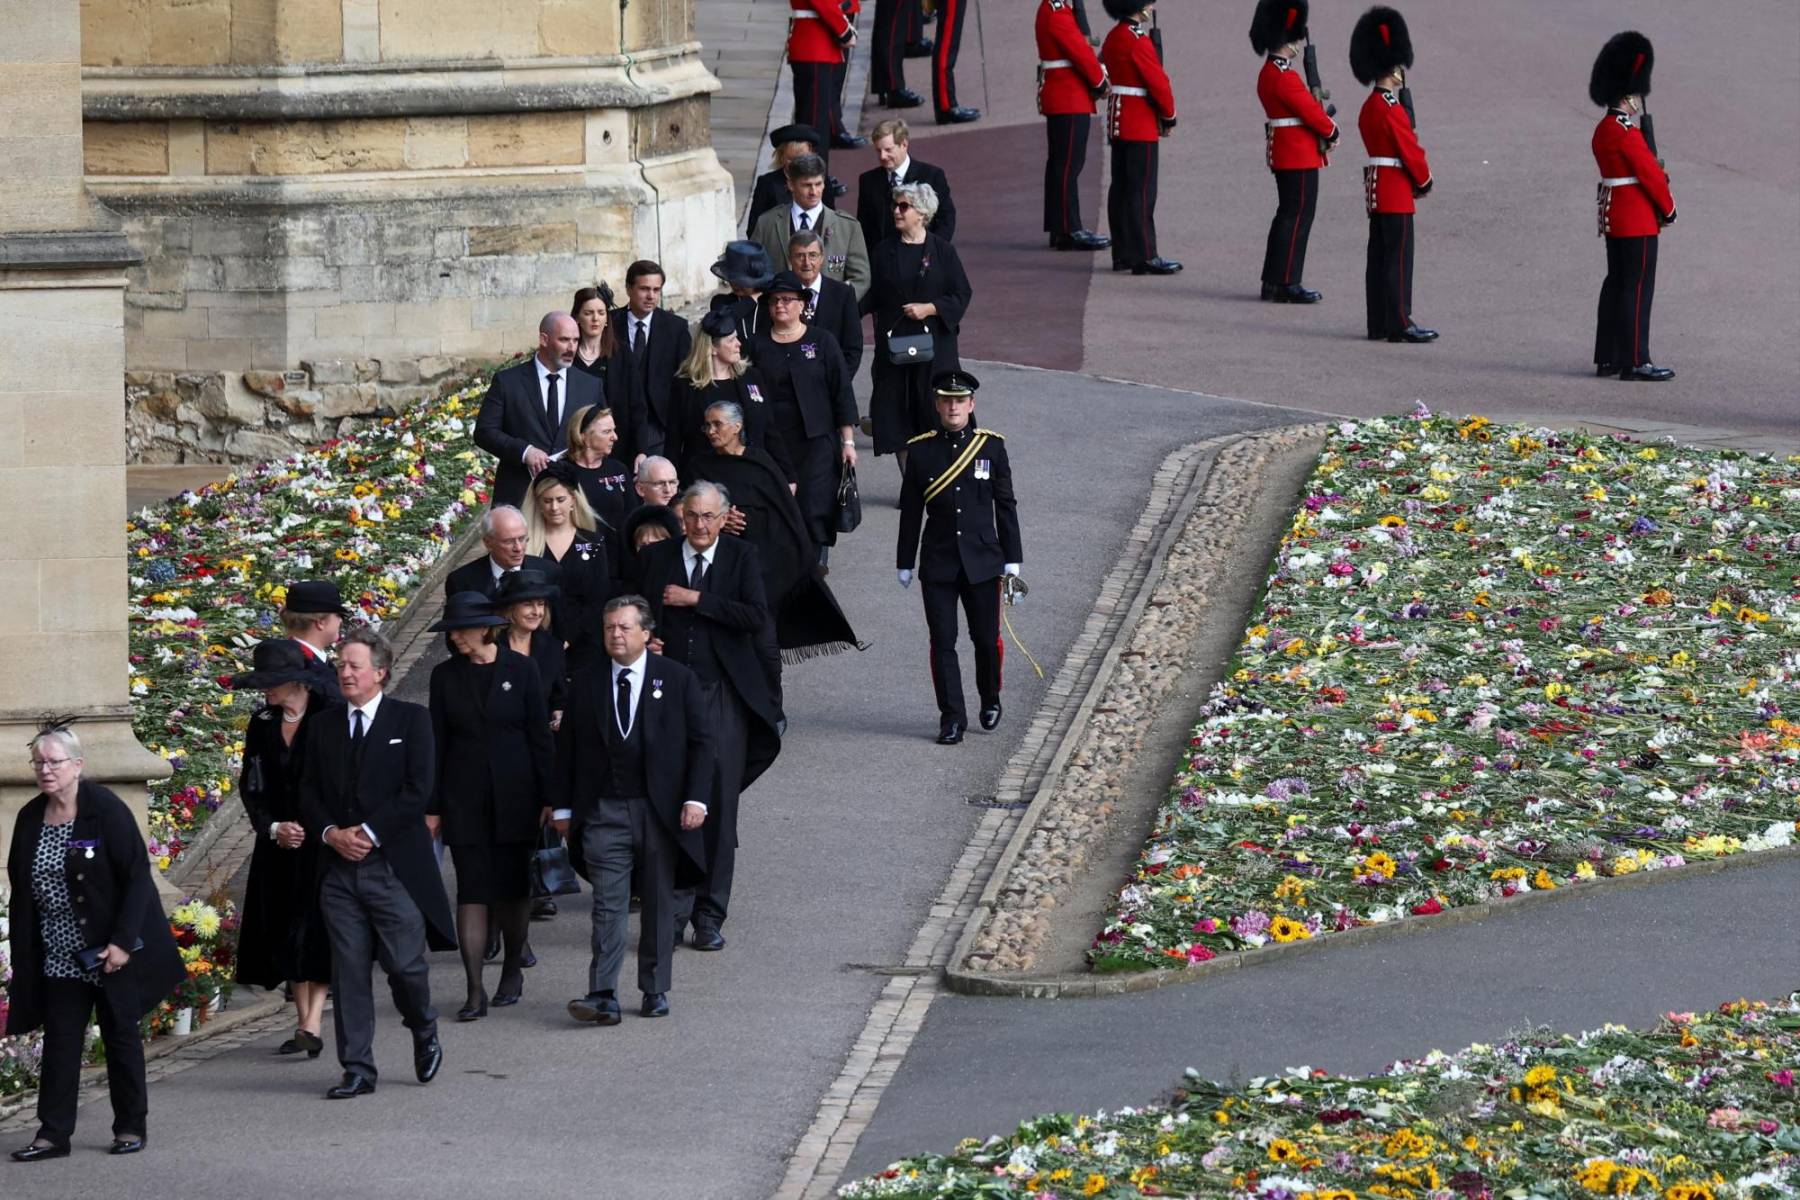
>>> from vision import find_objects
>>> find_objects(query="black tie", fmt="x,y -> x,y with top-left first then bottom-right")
797,211 -> 811,230
615,670 -> 633,738
891,171 -> 902,189
689,554 -> 706,590
545,372 -> 561,430
633,320 -> 646,355
350,708 -> 366,768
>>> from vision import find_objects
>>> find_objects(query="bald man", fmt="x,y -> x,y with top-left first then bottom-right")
475,312 -> 607,508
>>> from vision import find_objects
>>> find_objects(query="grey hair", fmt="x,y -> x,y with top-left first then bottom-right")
703,399 -> 745,428
636,455 -> 676,483
681,480 -> 729,509
603,594 -> 656,632
482,504 -> 526,537
893,181 -> 939,223
787,228 -> 823,253
30,728 -> 82,760
338,626 -> 395,678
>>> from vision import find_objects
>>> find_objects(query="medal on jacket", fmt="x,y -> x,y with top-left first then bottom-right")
748,384 -> 764,403
652,678 -> 663,700
974,458 -> 991,480
502,680 -> 513,691
801,343 -> 817,360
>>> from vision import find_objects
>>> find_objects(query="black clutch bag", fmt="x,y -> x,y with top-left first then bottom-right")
836,464 -> 864,534
529,824 -> 582,899
885,326 -> 935,366
77,937 -> 143,975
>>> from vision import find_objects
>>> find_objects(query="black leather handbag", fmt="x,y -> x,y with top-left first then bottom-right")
885,325 -> 935,366
529,823 -> 581,898
836,464 -> 864,534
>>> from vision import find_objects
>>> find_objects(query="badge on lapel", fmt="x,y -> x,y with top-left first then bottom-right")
974,459 -> 991,480
747,384 -> 764,403
70,839 -> 98,860
501,680 -> 513,691
800,343 -> 818,360
651,678 -> 663,700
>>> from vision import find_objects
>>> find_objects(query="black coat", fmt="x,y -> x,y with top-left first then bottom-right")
511,626 -> 568,715
747,167 -> 837,237
808,276 -> 864,376
610,307 -> 693,449
862,234 -> 973,454
474,359 -> 604,509
298,697 -> 456,951
666,372 -> 796,486
291,639 -> 343,699
235,703 -> 333,986
554,652 -> 714,881
856,158 -> 957,244
750,328 -> 859,442
427,649 -> 555,847
5,781 -> 186,1034
444,553 -> 568,641
635,537 -> 784,789
570,349 -> 653,469
897,423 -> 1023,584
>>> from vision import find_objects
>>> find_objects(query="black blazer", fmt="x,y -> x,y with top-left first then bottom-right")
856,158 -> 957,244
634,537 -> 784,789
298,697 -> 456,951
474,359 -> 604,508
897,426 -> 1023,584
747,167 -> 837,237
808,276 -> 864,376
444,553 -> 568,640
427,649 -> 555,846
751,328 -> 858,441
610,307 -> 693,446
555,652 -> 714,879
4,781 -> 186,1033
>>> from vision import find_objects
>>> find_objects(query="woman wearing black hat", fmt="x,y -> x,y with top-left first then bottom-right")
667,309 -> 796,485
525,460 -> 614,666
710,240 -> 778,350
425,593 -> 556,1018
494,569 -> 567,726
622,503 -> 684,578
226,640 -> 336,1058
753,269 -> 859,563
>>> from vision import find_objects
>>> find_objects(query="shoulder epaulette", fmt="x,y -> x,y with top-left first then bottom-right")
1613,112 -> 1632,129
907,430 -> 938,444
1381,90 -> 1398,106
974,427 -> 1004,439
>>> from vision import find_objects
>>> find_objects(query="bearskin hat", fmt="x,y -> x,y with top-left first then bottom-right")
1349,7 -> 1413,85
1249,0 -> 1309,54
1102,0 -> 1145,22
1589,31 -> 1654,107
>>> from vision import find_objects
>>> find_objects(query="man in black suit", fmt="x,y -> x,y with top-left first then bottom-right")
553,596 -> 713,1023
896,371 -> 1023,745
788,230 -> 864,376
746,124 -> 844,237
608,260 -> 692,470
443,505 -> 566,635
299,628 -> 455,1098
474,312 -> 604,509
635,482 -> 784,950
856,118 -> 957,243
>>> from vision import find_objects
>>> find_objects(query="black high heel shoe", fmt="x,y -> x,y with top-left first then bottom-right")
493,973 -> 524,1008
279,1028 -> 325,1057
456,990 -> 489,1021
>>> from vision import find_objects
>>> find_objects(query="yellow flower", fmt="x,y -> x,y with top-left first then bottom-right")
1268,1138 -> 1305,1163
1361,851 -> 1397,879
1269,916 -> 1311,943
1532,868 -> 1558,890
1083,1173 -> 1108,1196
1664,1184 -> 1713,1200
1574,861 -> 1596,880
1523,1064 -> 1557,1087
1610,855 -> 1640,876
1378,515 -> 1407,527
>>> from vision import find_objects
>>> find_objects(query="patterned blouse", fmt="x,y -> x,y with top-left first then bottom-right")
31,821 -> 97,982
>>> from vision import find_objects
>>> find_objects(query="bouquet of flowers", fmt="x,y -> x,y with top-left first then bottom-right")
167,895 -> 240,1013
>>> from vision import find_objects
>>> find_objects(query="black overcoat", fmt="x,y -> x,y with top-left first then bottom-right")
609,307 -> 693,449
666,372 -> 796,486
235,702 -> 333,986
427,649 -> 555,847
861,234 -> 973,455
855,158 -> 958,244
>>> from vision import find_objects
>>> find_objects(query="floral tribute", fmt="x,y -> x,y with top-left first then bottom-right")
1093,409 -> 1799,973
126,377 -> 497,867
167,896 -> 240,1014
841,996 -> 1800,1199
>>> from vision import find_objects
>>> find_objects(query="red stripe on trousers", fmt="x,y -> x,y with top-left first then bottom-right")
935,0 -> 956,103
1283,174 -> 1306,283
993,579 -> 1004,690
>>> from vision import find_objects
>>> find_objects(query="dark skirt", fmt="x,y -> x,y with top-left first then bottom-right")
235,837 -> 332,987
868,359 -> 939,456
450,841 -> 533,905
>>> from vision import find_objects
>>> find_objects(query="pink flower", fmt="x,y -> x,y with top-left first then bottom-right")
1758,1119 -> 1779,1135
1186,945 -> 1216,963
1192,918 -> 1218,935
1768,1069 -> 1795,1088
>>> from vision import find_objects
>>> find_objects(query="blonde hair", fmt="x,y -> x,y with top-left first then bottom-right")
524,472 -> 601,556
565,404 -> 612,456
871,117 -> 910,145
678,316 -> 747,389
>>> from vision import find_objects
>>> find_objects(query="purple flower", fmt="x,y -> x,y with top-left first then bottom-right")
1264,777 -> 1310,801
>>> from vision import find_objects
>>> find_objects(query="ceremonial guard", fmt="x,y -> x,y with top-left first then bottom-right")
1250,0 -> 1338,303
1101,0 -> 1180,275
871,0 -> 924,108
1350,6 -> 1437,343
896,372 -> 1023,746
789,0 -> 857,149
1037,0 -> 1111,251
1590,31 -> 1676,381
930,0 -> 980,124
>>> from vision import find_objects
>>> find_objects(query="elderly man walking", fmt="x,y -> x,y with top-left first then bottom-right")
475,312 -> 605,508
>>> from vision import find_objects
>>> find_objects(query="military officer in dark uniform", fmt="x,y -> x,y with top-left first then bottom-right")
895,371 -> 1022,745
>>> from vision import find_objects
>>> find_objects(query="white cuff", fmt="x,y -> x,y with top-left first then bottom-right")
362,823 -> 381,847
683,802 -> 709,816
269,821 -> 280,840
321,824 -> 336,844
1003,563 -> 1022,576
552,808 -> 572,821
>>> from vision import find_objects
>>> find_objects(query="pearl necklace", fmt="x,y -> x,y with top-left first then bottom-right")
281,712 -> 304,724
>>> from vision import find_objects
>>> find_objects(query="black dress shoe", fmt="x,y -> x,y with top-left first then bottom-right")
413,1033 -> 442,1084
456,991 -> 488,1021
1051,230 -> 1110,251
492,973 -> 523,1007
691,925 -> 726,951
279,1029 -> 324,1057
881,89 -> 924,108
110,1136 -> 146,1156
979,701 -> 1002,731
531,898 -> 558,920
520,944 -> 538,969
277,1037 -> 304,1055
641,992 -> 670,1018
11,1142 -> 71,1162
935,106 -> 981,125
1387,324 -> 1439,343
1131,258 -> 1183,276
1619,362 -> 1675,381
937,720 -> 965,745
833,133 -> 871,149
1264,282 -> 1320,302
1595,363 -> 1615,377
327,1072 -> 376,1099
905,37 -> 934,56
569,991 -> 622,1025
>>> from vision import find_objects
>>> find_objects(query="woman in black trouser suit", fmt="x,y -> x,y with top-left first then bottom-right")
6,723 -> 184,1161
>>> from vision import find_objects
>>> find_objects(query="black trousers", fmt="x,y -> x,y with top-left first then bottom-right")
792,62 -> 838,140
320,853 -> 436,1081
908,0 -> 925,44
673,679 -> 750,929
871,0 -> 908,94
829,58 -> 850,141
1594,235 -> 1659,368
1364,212 -> 1416,338
1261,168 -> 1319,286
931,0 -> 968,115
35,977 -> 148,1146
1108,139 -> 1159,268
923,570 -> 1002,724
1044,113 -> 1092,236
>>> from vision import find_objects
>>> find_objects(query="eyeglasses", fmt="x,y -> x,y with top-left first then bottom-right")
644,478 -> 679,490
493,535 -> 528,547
684,511 -> 724,524
892,202 -> 913,212
31,758 -> 72,772
769,295 -> 804,306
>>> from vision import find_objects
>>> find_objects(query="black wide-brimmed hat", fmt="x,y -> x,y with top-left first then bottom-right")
1589,31 -> 1653,107
933,369 -> 980,397
763,269 -> 808,299
700,306 -> 738,339
227,639 -> 320,690
493,569 -> 561,607
711,241 -> 777,290
1249,0 -> 1309,53
1349,6 -> 1413,85
284,579 -> 351,617
769,123 -> 823,150
428,591 -> 509,632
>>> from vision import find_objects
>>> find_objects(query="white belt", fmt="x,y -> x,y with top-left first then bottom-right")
1600,176 -> 1639,187
1113,85 -> 1148,96
1366,156 -> 1403,168
1266,117 -> 1304,127
1039,58 -> 1073,69
791,9 -> 820,16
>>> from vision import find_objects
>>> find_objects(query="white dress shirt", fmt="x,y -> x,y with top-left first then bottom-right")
489,557 -> 521,586
682,540 -> 718,588
323,692 -> 384,846
890,156 -> 912,187
629,311 -> 653,351
791,201 -> 825,231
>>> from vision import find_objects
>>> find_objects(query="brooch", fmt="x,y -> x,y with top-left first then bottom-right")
651,678 -> 663,700
501,681 -> 512,691
580,551 -> 591,561
801,343 -> 817,360
747,384 -> 764,403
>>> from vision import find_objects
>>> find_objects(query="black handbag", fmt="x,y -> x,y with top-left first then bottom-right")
529,823 -> 581,898
885,325 -> 935,366
836,464 -> 864,534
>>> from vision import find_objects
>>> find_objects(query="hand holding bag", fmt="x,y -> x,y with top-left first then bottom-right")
529,822 -> 581,898
884,325 -> 934,367
836,464 -> 864,534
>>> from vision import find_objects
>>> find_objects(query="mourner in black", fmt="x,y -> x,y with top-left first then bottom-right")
527,462 -> 614,665
855,119 -> 957,243
609,260 -> 693,466
299,629 -> 454,1099
862,181 -> 973,465
444,505 -> 567,637
279,577 -> 347,698
7,725 -> 185,1162
569,284 -> 629,415
493,568 -> 569,720
668,307 -> 795,484
554,596 -> 714,1022
635,486 -> 785,948
426,595 -> 556,1021
227,641 -> 334,1059
711,241 -> 778,350
564,404 -> 637,580
896,372 -> 1024,745
474,312 -> 606,508
624,502 -> 683,575
753,271 -> 860,562
786,229 -> 864,377
745,125 -> 843,238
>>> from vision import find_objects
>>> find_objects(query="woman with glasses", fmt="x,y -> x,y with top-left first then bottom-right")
751,269 -> 859,564
862,181 -> 973,474
6,722 -> 184,1162
667,308 -> 794,486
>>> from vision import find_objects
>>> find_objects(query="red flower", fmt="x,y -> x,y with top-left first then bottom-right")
1411,898 -> 1444,916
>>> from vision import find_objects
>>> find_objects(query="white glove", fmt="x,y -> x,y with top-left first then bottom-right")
898,569 -> 913,587
1003,563 -> 1022,576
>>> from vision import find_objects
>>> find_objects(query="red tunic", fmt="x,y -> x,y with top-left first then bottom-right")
1357,88 -> 1431,214
1101,21 -> 1175,143
1256,55 -> 1336,170
1036,0 -> 1106,116
1592,111 -> 1675,238
788,0 -> 852,65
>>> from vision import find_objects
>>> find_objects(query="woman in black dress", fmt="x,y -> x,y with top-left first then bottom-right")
568,284 -> 627,404
226,639 -> 334,1057
667,308 -> 795,485
425,593 -> 555,1019
862,181 -> 973,473
564,403 -> 636,576
752,269 -> 860,564
494,568 -> 567,726
525,460 -> 613,667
